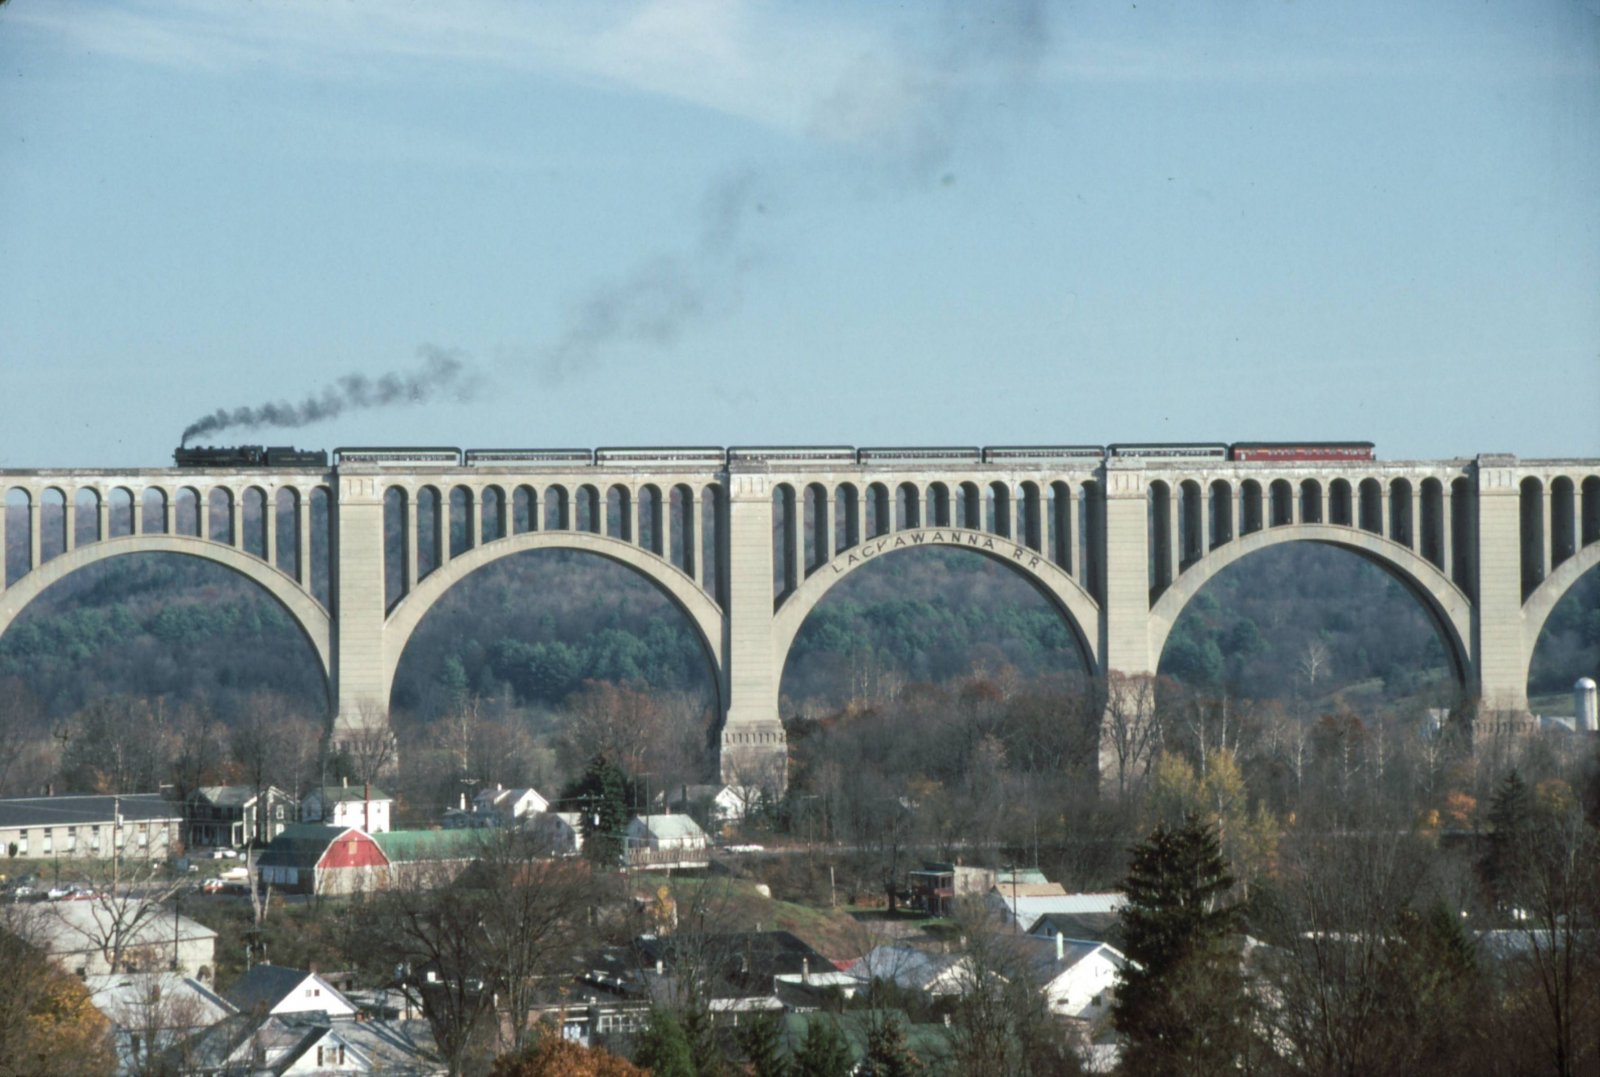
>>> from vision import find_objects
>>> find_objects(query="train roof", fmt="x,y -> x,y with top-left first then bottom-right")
1228,440 -> 1375,449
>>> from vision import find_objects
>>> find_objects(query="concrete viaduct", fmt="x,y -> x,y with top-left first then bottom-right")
3,450 -> 1598,790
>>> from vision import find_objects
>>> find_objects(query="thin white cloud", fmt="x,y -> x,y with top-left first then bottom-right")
7,0 -> 887,137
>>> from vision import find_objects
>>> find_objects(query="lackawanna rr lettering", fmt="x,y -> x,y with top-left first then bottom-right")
830,529 -> 1044,573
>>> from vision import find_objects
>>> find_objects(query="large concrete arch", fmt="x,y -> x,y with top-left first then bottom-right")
771,526 -> 1102,681
1521,542 -> 1600,679
381,531 -> 726,710
1147,524 -> 1474,685
0,535 -> 334,695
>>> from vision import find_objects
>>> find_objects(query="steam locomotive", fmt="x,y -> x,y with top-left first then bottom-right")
173,445 -> 329,468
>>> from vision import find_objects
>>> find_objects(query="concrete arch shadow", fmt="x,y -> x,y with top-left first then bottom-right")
382,531 -> 726,711
1148,524 -> 1473,686
771,527 -> 1101,680
0,535 -> 333,699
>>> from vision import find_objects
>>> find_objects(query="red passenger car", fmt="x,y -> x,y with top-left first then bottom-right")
1228,441 -> 1375,463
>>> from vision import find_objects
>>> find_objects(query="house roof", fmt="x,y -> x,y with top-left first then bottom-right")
995,868 -> 1051,886
1028,912 -> 1124,946
635,930 -> 833,984
192,785 -> 286,809
629,814 -> 708,841
1018,936 -> 1128,981
85,971 -> 235,1028
371,828 -> 490,863
307,785 -> 392,804
225,964 -> 355,1016
993,890 -> 1126,931
257,824 -> 354,868
0,793 -> 182,829
847,945 -> 967,993
5,900 -> 216,955
170,1011 -> 444,1075
997,882 -> 1070,898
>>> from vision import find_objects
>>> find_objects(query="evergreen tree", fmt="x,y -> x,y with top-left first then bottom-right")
1114,814 -> 1249,1077
564,754 -> 630,865
1481,769 -> 1535,909
736,1012 -> 790,1077
792,1019 -> 854,1077
633,1009 -> 695,1077
858,1015 -> 922,1077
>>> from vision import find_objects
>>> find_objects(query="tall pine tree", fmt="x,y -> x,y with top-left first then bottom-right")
564,754 -> 631,865
1114,813 -> 1251,1076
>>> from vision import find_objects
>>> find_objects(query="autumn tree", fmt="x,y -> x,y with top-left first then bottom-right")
1146,748 -> 1279,899
489,1029 -> 647,1077
0,931 -> 115,1076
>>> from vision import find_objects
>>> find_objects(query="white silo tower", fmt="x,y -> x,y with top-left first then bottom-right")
1577,677 -> 1599,734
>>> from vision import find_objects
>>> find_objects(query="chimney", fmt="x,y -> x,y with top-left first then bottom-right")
802,959 -> 810,984
1055,932 -> 1064,962
459,793 -> 467,811
342,776 -> 348,788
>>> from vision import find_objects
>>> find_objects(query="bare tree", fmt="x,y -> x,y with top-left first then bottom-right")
1297,637 -> 1333,693
340,706 -> 399,787
358,831 -> 604,1072
1098,672 -> 1163,797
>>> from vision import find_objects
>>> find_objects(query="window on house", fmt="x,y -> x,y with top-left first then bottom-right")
41,829 -> 52,854
17,830 -> 27,855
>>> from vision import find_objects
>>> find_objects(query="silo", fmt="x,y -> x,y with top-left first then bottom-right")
1577,677 -> 1599,734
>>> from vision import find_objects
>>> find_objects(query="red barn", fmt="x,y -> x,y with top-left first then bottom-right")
258,824 -> 390,895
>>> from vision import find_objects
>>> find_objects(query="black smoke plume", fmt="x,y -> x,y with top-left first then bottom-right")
537,0 -> 1048,385
180,345 -> 481,445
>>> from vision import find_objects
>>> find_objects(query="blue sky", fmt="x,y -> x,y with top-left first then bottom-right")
2,0 -> 1597,467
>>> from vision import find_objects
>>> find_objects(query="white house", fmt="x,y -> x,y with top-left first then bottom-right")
1023,936 -> 1128,1021
225,964 -> 359,1018
472,785 -> 549,826
301,782 -> 393,834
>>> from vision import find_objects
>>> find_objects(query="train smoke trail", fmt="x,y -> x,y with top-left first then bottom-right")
538,0 -> 1049,385
179,345 -> 482,445
540,169 -> 768,385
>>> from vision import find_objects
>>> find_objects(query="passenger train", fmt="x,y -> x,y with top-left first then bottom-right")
173,441 -> 1376,469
